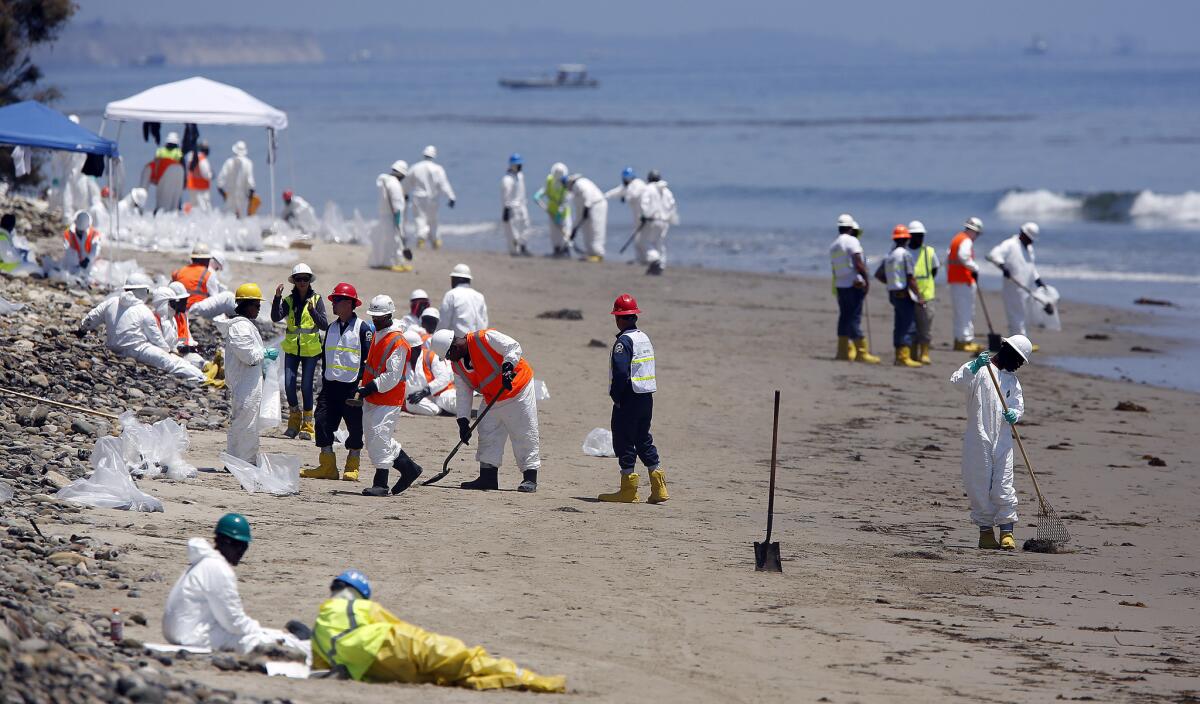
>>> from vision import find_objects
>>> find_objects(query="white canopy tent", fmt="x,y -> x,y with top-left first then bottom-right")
102,76 -> 288,218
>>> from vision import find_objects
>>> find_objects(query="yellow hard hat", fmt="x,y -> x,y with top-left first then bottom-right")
234,283 -> 264,301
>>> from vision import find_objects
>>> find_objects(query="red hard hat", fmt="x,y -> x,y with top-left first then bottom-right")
610,293 -> 641,316
282,189 -> 294,202
331,282 -> 361,307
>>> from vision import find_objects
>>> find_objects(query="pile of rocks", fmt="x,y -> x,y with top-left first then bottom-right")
0,193 -> 63,242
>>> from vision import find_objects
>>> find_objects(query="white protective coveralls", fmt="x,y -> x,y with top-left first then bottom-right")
219,314 -> 265,462
407,158 -> 455,245
948,234 -> 981,343
437,284 -> 489,337
186,152 -> 214,212
986,235 -> 1040,336
61,220 -> 101,277
190,291 -> 236,320
570,177 -> 608,258
153,289 -> 204,369
49,150 -> 87,220
605,177 -> 647,229
163,538 -> 295,653
500,170 -> 531,254
154,163 -> 186,213
369,173 -> 407,268
363,322 -> 409,470
118,188 -> 149,220
638,181 -> 677,267
950,360 -> 1024,527
406,345 -> 456,416
217,148 -> 256,217
454,330 -> 540,472
282,195 -> 319,234
81,292 -> 205,383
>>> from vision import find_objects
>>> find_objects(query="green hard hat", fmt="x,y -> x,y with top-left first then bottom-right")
215,513 -> 251,544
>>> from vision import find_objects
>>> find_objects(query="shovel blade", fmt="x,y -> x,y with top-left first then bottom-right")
754,541 -> 782,572
987,333 -> 1004,353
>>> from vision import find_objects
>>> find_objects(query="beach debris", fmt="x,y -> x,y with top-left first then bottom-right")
587,338 -> 607,348
893,550 -> 943,560
537,308 -> 583,320
1084,333 -> 1110,340
1115,401 -> 1148,412
1133,297 -> 1174,307
1142,455 -> 1167,467
1130,346 -> 1159,353
1119,600 -> 1147,608
922,444 -> 942,452
581,428 -> 615,457
1023,539 -> 1068,553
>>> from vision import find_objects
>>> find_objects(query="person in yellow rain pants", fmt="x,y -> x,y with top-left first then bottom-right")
312,570 -> 566,692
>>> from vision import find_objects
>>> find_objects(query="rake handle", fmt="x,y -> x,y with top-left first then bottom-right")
0,386 -> 121,421
983,364 -> 1049,512
975,283 -> 996,334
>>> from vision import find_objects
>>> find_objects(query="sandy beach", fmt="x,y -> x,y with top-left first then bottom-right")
75,240 -> 1200,702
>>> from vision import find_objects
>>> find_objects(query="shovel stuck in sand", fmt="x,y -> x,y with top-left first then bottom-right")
975,284 -> 1004,353
754,390 -> 783,572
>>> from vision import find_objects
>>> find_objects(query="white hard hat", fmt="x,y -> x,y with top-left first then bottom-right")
907,220 -> 926,235
232,141 -> 248,156
550,162 -> 568,178
390,160 -> 409,177
123,272 -> 153,291
422,145 -> 437,159
964,216 -> 983,233
410,288 -> 428,300
1003,334 -> 1033,362
73,211 -> 91,232
130,187 -> 148,207
837,213 -> 855,228
68,114 -> 80,125
190,242 -> 212,258
151,286 -> 173,306
367,294 -> 395,316
430,329 -> 455,358
1020,222 -> 1040,241
403,328 -> 424,348
210,249 -> 227,269
420,306 -> 440,320
289,262 -> 315,283
450,263 -> 472,280
167,281 -> 189,300
165,132 -> 180,145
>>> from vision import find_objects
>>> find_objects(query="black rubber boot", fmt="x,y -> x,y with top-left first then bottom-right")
460,464 -> 499,491
517,469 -> 538,493
390,451 -> 424,495
362,466 -> 390,497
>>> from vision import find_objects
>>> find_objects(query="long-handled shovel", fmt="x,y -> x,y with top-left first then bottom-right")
754,390 -> 783,572
0,386 -> 120,421
975,283 -> 1004,352
618,221 -> 646,255
421,392 -> 501,486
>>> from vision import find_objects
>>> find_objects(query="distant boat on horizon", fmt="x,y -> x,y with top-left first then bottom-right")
1025,35 -> 1048,56
499,64 -> 598,90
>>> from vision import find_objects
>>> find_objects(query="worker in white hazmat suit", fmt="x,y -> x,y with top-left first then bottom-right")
566,173 -> 607,261
986,222 -> 1049,344
185,142 -> 214,212
217,141 -> 256,218
947,217 -> 985,352
61,211 -> 101,277
405,321 -> 456,416
949,335 -> 1031,551
397,288 -> 431,331
432,327 -> 541,493
437,263 -> 488,336
48,115 -> 88,220
77,275 -> 153,349
500,153 -> 532,256
637,170 -> 677,275
220,284 -> 275,465
407,145 -> 456,249
358,296 -> 425,497
533,162 -> 571,257
118,188 -> 149,219
281,189 -> 318,233
163,513 -> 301,654
605,166 -> 647,229
369,161 -> 412,272
164,281 -> 205,368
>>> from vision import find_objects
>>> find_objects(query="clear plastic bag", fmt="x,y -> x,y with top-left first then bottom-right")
220,452 -> 300,496
582,427 -> 615,457
0,295 -> 25,315
119,411 -> 197,479
258,347 -> 283,431
1027,284 -> 1062,332
533,379 -> 550,402
57,436 -> 164,512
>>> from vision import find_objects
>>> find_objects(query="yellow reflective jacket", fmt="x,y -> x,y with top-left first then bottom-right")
281,292 -> 322,357
914,244 -> 937,302
312,597 -> 393,681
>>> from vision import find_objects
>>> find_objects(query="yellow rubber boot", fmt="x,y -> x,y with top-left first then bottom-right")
917,343 -> 932,365
835,336 -> 854,360
598,473 -> 640,503
954,340 -> 983,353
284,407 -> 301,439
433,238 -> 443,250
301,451 -> 340,480
647,469 -> 669,504
299,411 -> 315,440
979,529 -> 1000,549
342,453 -> 360,481
895,347 -> 923,368
854,338 -> 881,364
388,264 -> 414,273
999,531 -> 1016,551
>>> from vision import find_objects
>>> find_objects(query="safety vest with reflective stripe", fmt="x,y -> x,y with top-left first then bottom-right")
0,230 -> 17,273
619,329 -> 657,394
282,292 -> 322,358
172,263 -> 213,309
452,329 -> 532,405
543,175 -> 568,217
63,227 -> 100,265
312,598 -> 390,681
174,311 -> 194,347
186,153 -> 210,190
913,245 -> 936,302
421,347 -> 453,396
946,231 -> 974,285
146,147 -> 182,185
362,330 -> 408,406
323,316 -> 367,384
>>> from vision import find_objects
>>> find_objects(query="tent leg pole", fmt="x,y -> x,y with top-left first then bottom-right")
268,128 -> 276,220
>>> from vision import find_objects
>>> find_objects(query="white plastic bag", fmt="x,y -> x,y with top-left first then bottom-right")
57,436 -> 164,512
0,483 -> 13,504
1027,284 -> 1062,332
533,379 -> 550,402
220,452 -> 300,496
258,348 -> 283,430
0,295 -> 25,315
119,411 -> 197,479
582,427 -> 615,457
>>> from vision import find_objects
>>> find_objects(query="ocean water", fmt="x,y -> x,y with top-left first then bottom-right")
47,52 -> 1200,387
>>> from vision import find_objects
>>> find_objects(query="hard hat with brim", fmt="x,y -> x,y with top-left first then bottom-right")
235,283 -> 264,301
330,282 -> 361,307
450,263 -> 472,280
611,293 -> 641,315
421,307 -> 441,320
1003,334 -> 1033,362
367,294 -> 395,316
892,224 -> 910,240
332,569 -> 371,599
430,329 -> 455,358
288,263 -> 315,283
216,513 -> 251,543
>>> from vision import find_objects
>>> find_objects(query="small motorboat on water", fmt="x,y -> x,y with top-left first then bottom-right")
499,64 -> 598,89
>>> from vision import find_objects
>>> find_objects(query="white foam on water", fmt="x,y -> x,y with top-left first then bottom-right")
995,189 -> 1083,219
1037,265 -> 1200,285
1129,190 -> 1200,224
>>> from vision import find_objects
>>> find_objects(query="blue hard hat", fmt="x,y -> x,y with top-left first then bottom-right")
560,175 -> 569,186
332,569 -> 371,599
509,153 -> 523,165
621,166 -> 635,180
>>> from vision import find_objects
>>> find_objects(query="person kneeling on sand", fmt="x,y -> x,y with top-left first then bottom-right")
949,335 -> 1033,551
312,569 -> 565,692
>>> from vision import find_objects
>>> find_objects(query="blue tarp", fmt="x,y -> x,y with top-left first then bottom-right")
0,101 -> 119,158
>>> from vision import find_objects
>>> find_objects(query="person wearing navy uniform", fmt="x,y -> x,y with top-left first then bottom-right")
599,293 -> 667,504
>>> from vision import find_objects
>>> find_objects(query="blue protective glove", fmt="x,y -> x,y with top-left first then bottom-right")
1003,408 -> 1018,425
967,351 -> 991,374
263,348 -> 279,361
392,212 -> 403,228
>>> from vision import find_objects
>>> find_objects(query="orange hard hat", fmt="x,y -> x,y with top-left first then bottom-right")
891,224 -> 910,240
330,282 -> 361,307
611,293 -> 641,316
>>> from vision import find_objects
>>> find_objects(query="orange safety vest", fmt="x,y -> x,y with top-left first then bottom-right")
63,227 -> 100,264
420,347 -> 453,397
361,330 -> 409,406
186,154 -> 210,191
175,311 -> 194,347
172,263 -> 213,310
451,329 -> 532,405
946,231 -> 974,285
146,156 -> 179,185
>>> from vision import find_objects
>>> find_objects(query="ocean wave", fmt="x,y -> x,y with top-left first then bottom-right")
1035,265 -> 1200,285
995,189 -> 1200,225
